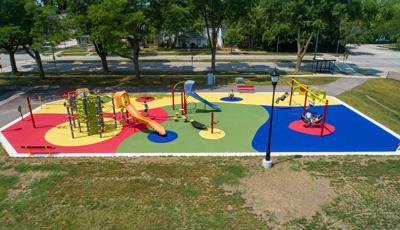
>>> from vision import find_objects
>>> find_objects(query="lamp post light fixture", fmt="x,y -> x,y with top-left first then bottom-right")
263,67 -> 280,169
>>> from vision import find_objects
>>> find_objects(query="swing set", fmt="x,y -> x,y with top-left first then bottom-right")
288,78 -> 330,137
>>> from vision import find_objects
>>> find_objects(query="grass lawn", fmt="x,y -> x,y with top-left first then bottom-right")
338,78 -> 400,134
0,74 -> 337,87
1,146 -> 400,229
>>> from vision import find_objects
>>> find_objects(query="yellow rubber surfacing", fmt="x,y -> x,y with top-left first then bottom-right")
34,93 -> 340,115
199,128 -> 225,140
45,118 -> 122,146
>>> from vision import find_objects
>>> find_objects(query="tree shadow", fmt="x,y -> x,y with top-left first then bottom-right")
348,51 -> 375,56
195,108 -> 221,113
347,63 -> 385,76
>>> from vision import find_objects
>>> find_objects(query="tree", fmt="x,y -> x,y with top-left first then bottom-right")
386,3 -> 400,46
370,0 -> 400,45
89,0 -> 153,79
0,0 -> 29,73
224,28 -> 244,53
262,0 -> 344,71
195,0 -> 250,73
68,0 -> 111,73
23,0 -> 68,79
157,0 -> 193,48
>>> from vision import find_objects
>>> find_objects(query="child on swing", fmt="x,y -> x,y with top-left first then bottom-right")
275,91 -> 289,104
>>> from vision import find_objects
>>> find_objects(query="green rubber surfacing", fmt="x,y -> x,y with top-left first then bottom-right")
116,103 -> 268,153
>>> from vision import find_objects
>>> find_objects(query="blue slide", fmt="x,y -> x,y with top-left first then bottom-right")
184,80 -> 222,111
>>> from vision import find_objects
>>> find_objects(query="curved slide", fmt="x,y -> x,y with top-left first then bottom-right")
125,104 -> 166,136
114,91 -> 166,136
184,80 -> 222,111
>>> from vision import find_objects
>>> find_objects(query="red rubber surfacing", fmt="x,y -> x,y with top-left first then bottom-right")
288,120 -> 335,136
1,108 -> 168,154
135,96 -> 155,102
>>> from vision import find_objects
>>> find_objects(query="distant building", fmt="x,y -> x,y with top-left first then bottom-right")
175,32 -> 208,48
76,35 -> 90,47
163,27 -> 225,48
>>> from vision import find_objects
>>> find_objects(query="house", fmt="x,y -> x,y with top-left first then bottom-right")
164,28 -> 225,48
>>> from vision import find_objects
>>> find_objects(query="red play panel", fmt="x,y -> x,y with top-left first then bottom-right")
288,120 -> 335,136
1,108 -> 168,154
135,96 -> 155,102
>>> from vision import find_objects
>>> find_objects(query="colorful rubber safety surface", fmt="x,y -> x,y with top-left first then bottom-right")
0,92 -> 399,157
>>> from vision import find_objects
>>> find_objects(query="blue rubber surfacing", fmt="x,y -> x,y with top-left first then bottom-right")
251,105 -> 400,152
220,97 -> 243,102
148,130 -> 178,143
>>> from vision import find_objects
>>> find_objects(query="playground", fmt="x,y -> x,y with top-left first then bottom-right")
0,79 -> 399,157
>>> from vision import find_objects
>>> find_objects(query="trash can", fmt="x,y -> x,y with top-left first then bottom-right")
207,73 -> 215,87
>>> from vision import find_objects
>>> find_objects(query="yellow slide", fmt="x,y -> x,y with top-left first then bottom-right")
114,91 -> 166,136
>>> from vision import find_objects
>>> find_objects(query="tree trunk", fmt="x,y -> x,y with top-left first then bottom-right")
296,54 -> 302,71
295,30 -> 314,71
167,34 -> 172,48
172,32 -> 179,48
157,32 -> 161,47
34,50 -> 45,80
211,29 -> 218,74
132,40 -> 141,79
9,52 -> 18,73
100,54 -> 109,73
93,41 -> 109,73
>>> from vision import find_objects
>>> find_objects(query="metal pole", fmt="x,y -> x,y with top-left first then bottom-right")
111,97 -> 117,128
26,96 -> 36,128
211,112 -> 214,134
314,30 -> 320,55
289,78 -> 294,106
82,95 -> 90,135
172,81 -> 175,110
265,84 -> 277,162
320,100 -> 329,137
38,96 -> 42,108
96,95 -> 103,138
69,95 -> 76,128
184,96 -> 187,115
303,87 -> 309,112
18,104 -> 23,120
66,103 -> 75,139
97,96 -> 104,130
180,91 -> 183,109
74,95 -> 82,133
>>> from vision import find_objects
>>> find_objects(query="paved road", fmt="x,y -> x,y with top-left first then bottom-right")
1,44 -> 397,76
0,53 -> 325,73
1,60 -> 320,73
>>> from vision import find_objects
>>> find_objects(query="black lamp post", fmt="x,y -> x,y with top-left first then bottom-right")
263,67 -> 279,169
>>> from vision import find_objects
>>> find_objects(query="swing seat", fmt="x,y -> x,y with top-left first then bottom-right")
190,120 -> 207,129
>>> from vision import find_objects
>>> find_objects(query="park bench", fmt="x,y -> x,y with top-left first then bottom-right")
236,85 -> 255,92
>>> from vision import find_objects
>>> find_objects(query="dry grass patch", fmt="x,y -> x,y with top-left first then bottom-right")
241,163 -> 334,223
